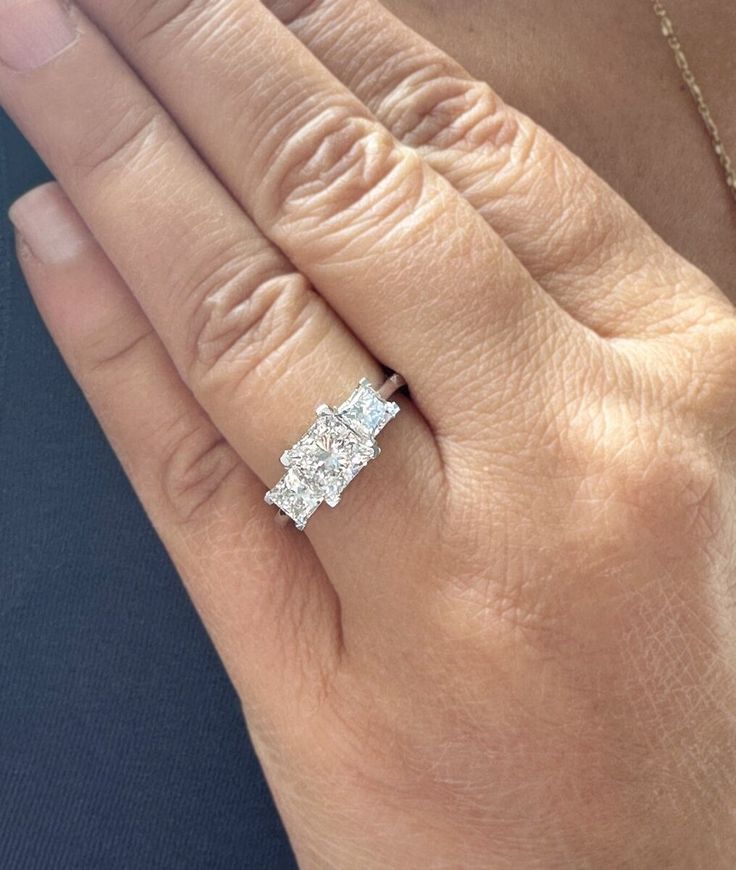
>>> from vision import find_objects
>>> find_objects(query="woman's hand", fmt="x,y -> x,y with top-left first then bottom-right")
4,0 -> 736,865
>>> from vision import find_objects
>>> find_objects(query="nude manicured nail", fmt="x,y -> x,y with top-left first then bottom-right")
0,0 -> 78,71
9,183 -> 91,265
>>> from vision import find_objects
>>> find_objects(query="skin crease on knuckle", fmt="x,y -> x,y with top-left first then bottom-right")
157,417 -> 240,524
374,65 -> 521,156
258,107 -> 430,249
184,262 -> 327,396
68,102 -> 165,180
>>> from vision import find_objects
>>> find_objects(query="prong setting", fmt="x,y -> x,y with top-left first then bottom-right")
265,377 -> 403,530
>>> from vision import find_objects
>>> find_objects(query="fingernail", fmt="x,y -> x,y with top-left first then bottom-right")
0,0 -> 78,72
9,183 -> 91,265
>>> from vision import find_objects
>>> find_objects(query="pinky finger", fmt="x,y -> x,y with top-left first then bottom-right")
10,181 -> 343,716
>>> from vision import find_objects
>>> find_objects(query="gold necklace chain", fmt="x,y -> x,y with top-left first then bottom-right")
651,1 -> 736,204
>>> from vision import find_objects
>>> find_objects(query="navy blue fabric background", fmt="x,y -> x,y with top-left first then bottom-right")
0,112 -> 296,869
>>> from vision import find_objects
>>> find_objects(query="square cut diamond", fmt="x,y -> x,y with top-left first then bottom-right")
266,379 -> 401,529
336,379 -> 400,439
264,468 -> 321,530
284,413 -> 375,507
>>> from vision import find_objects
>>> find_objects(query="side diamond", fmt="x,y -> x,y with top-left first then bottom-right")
264,468 -> 322,530
336,378 -> 400,439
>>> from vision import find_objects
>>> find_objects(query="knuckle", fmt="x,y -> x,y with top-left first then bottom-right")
681,312 -> 736,432
71,106 -> 163,178
696,307 -> 736,359
185,259 -> 327,395
261,107 -> 423,228
569,413 -> 725,567
632,447 -> 722,558
84,326 -> 156,376
159,418 -> 240,524
377,64 -> 520,155
530,164 -> 623,280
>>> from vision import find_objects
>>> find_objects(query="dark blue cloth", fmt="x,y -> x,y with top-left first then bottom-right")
0,111 -> 296,869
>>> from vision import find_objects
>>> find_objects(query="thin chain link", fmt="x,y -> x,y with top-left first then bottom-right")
651,1 -> 736,204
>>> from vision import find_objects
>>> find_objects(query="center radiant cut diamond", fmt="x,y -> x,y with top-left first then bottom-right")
284,414 -> 376,507
265,377 -> 402,529
336,378 -> 400,439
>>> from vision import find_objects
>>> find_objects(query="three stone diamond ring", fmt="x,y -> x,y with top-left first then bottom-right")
265,375 -> 404,530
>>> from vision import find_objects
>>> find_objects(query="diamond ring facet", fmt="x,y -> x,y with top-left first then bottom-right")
264,375 -> 404,530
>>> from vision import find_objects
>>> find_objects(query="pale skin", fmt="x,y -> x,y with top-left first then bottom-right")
3,0 -> 736,867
